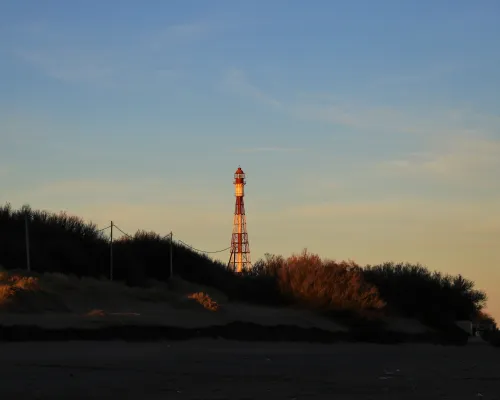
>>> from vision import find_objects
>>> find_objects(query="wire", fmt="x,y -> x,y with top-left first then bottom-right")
176,239 -> 231,254
106,223 -> 228,254
113,224 -> 173,240
113,224 -> 134,239
97,225 -> 111,232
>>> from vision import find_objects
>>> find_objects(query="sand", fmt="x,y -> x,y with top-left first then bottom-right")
0,303 -> 350,332
1,340 -> 498,399
1,272 -> 432,335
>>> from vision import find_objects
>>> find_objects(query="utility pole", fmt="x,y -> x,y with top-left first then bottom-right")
110,221 -> 114,281
24,211 -> 31,272
169,231 -> 173,279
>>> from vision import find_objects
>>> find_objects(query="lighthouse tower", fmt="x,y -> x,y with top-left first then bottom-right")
228,166 -> 251,272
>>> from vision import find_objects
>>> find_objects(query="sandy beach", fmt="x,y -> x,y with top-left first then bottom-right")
1,339 -> 498,399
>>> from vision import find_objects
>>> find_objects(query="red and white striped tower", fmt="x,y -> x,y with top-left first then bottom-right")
228,166 -> 251,272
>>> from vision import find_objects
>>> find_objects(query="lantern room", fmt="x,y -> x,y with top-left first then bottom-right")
234,167 -> 246,197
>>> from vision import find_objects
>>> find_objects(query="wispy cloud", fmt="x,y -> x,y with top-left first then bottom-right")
4,21 -> 115,85
378,137 -> 500,185
224,69 -> 282,108
31,179 -> 161,197
7,185 -> 232,245
234,147 -> 303,153
16,49 -> 113,84
369,62 -> 459,88
14,47 -> 185,88
282,197 -> 500,233
222,70 -> 499,140
10,20 -> 201,86
11,177 -> 230,208
292,103 -> 494,138
168,22 -> 211,37
224,69 -> 500,192
147,18 -> 230,51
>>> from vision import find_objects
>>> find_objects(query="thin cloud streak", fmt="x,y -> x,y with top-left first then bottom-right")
16,49 -> 114,84
222,69 -> 500,191
11,20 -> 203,86
8,178 -> 231,208
224,69 -> 282,108
14,47 -> 185,88
369,62 -> 459,89
291,103 -> 493,138
146,15 -> 242,51
378,137 -> 500,184
235,147 -> 303,153
280,197 -> 500,235
147,21 -> 215,50
223,70 -> 499,140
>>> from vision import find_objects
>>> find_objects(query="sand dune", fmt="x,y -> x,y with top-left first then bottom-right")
0,270 -> 351,331
0,269 -> 436,340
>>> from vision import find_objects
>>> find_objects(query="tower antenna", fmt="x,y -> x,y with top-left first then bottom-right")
228,167 -> 251,272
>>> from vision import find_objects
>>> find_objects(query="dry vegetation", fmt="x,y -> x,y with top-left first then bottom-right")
0,270 -> 68,313
0,267 -> 199,315
0,203 -> 497,338
187,292 -> 220,311
258,252 -> 385,312
85,309 -> 107,317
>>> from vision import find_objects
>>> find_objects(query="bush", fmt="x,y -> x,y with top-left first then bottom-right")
187,292 -> 220,311
274,250 -> 385,312
244,250 -> 385,315
0,270 -> 69,313
363,262 -> 488,326
482,329 -> 500,347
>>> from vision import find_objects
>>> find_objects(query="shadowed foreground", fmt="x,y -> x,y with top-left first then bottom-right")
0,321 -> 467,345
1,340 -> 499,399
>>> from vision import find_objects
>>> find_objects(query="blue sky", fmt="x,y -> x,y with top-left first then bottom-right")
1,0 -> 500,317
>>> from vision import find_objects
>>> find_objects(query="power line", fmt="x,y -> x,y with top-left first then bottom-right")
103,222 -> 229,254
114,225 -> 173,242
113,224 -> 134,239
20,216 -> 232,281
176,239 -> 231,254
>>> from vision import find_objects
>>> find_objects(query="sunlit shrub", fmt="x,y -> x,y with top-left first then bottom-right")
187,292 -> 220,311
256,249 -> 385,312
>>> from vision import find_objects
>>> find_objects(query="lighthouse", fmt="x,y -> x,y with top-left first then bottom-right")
228,166 -> 251,272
